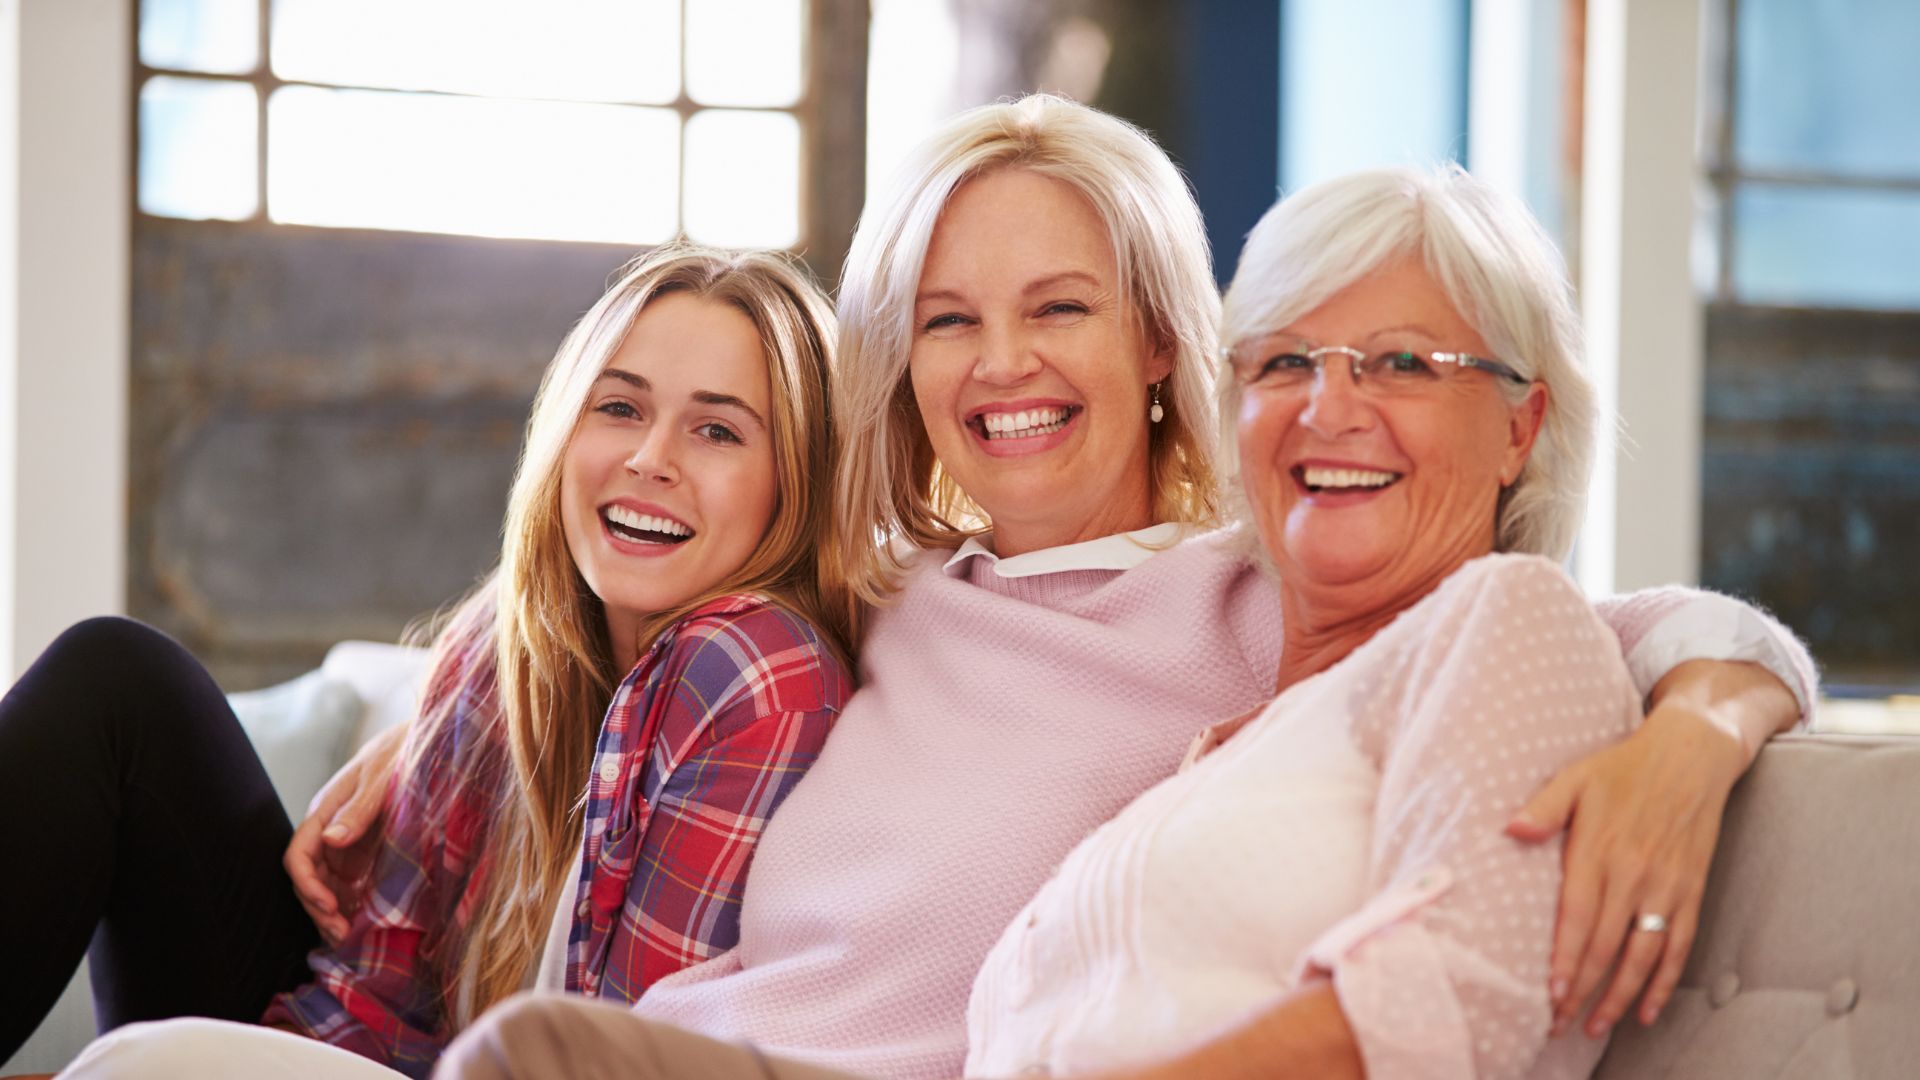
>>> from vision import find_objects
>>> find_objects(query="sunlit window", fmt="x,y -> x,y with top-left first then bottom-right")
1705,0 -> 1920,308
136,0 -> 807,248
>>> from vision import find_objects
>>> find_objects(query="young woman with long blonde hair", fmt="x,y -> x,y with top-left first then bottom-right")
0,243 -> 850,1078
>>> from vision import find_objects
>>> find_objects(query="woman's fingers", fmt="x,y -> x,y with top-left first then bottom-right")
324,765 -> 387,846
1547,827 -> 1602,1021
1586,890 -> 1678,1036
1558,841 -> 1645,1034
286,812 -> 338,912
287,723 -> 406,941
289,751 -> 374,931
1638,894 -> 1700,1025
1507,765 -> 1582,843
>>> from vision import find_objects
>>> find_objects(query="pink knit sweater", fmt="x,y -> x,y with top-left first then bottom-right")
628,527 -> 1815,1079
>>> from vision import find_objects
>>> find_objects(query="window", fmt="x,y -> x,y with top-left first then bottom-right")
137,0 -> 810,248
1701,0 -> 1920,308
1698,0 -> 1920,695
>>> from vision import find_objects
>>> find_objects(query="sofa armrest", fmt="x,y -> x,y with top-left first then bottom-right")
1593,734 -> 1920,1079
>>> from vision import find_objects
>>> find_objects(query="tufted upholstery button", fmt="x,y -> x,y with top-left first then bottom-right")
1709,972 -> 1741,1008
1826,978 -> 1859,1016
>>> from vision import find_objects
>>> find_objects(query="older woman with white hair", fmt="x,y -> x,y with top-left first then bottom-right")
963,162 -> 1692,1079
291,101 -> 1812,1080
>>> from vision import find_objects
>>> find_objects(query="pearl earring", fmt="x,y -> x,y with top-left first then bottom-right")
1149,382 -> 1164,424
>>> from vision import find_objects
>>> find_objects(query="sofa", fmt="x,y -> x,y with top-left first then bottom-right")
7,660 -> 1916,1077
1592,732 -> 1920,1078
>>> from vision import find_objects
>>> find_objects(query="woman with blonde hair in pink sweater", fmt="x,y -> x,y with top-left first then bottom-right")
274,97 -> 1810,1080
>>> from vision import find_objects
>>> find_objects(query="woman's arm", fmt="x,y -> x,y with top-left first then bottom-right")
1515,585 -> 1815,1036
1508,658 -> 1800,1036
263,702 -> 498,1078
286,721 -> 407,945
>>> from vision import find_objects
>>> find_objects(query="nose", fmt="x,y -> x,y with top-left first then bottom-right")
972,321 -> 1042,386
1298,361 -> 1376,439
623,424 -> 679,485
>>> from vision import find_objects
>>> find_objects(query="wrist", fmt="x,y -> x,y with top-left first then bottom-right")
1641,699 -> 1751,784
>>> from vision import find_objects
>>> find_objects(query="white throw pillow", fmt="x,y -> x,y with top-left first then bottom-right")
227,671 -> 364,821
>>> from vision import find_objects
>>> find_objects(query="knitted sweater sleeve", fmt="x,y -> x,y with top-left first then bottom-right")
1592,584 -> 1818,722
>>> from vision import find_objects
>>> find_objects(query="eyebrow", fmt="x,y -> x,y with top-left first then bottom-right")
594,370 -> 767,429
913,269 -> 1104,307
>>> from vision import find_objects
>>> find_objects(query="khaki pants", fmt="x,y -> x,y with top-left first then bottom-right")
435,993 -> 871,1080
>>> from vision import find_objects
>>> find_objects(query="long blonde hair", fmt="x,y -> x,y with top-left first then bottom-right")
826,94 -> 1223,635
403,243 -> 843,1028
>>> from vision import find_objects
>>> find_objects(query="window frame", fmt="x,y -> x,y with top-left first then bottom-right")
1700,0 -> 1920,306
129,0 -> 868,265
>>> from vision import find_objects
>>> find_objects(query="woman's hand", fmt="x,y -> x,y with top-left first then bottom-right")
284,722 -> 406,945
1506,659 -> 1797,1037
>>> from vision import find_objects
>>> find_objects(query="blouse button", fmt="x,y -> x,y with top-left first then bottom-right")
598,760 -> 620,783
1826,978 -> 1859,1017
1708,973 -> 1740,1008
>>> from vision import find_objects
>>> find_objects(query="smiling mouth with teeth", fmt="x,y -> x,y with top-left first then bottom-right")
603,505 -> 695,545
973,405 -> 1080,441
1295,465 -> 1404,493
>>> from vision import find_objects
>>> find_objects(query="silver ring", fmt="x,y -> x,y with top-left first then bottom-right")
1636,913 -> 1670,934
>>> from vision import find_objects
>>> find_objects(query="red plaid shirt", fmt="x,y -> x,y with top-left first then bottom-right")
262,595 -> 848,1077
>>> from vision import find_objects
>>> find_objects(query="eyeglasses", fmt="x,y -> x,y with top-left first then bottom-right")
1231,342 -> 1531,396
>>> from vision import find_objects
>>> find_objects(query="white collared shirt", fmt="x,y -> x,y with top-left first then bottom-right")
941,522 -> 1189,580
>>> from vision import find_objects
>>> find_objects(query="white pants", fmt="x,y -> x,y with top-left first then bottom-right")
59,1019 -> 407,1080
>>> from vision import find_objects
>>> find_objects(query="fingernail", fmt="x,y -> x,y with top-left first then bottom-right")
323,824 -> 349,842
1550,1016 -> 1569,1038
1587,1019 -> 1610,1039
1550,978 -> 1569,1002
1643,1006 -> 1661,1026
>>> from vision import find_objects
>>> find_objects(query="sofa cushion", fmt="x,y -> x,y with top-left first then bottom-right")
1594,734 -> 1920,1079
227,670 -> 364,821
320,640 -> 431,750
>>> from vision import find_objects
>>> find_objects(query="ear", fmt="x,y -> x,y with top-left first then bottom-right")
1499,382 -> 1549,487
1145,339 -> 1175,386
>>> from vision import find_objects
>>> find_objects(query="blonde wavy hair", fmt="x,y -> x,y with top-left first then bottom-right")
827,94 -> 1223,629
404,243 -> 843,1028
1219,164 -> 1596,560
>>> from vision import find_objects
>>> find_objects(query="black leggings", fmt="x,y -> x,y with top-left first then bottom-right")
0,617 -> 320,1057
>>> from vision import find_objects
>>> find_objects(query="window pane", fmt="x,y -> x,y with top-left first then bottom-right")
272,0 -> 679,104
1732,184 -> 1920,309
141,0 -> 259,74
867,0 -> 959,196
686,0 -> 804,107
1280,0 -> 1467,191
268,87 -> 679,244
1736,0 -> 1920,176
683,110 -> 801,248
139,76 -> 259,221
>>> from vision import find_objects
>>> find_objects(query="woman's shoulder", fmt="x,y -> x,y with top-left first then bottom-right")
1430,551 -> 1587,610
654,594 -> 852,713
1388,552 -> 1608,657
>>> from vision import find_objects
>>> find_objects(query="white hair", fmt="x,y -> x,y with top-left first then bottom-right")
1219,163 -> 1597,560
